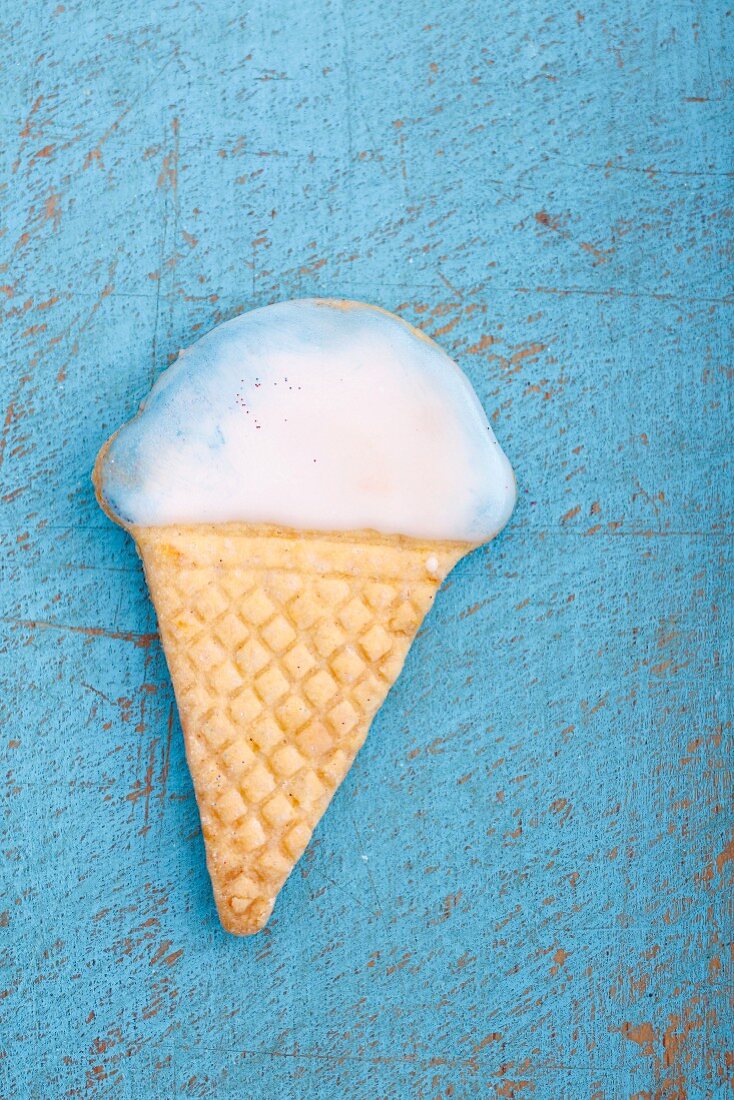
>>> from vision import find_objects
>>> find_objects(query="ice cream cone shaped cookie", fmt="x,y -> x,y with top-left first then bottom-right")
94,299 -> 515,935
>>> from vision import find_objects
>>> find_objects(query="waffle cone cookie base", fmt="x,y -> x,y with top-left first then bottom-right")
131,523 -> 468,935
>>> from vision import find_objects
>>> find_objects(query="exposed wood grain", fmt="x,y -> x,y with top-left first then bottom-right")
1,1 -> 732,1097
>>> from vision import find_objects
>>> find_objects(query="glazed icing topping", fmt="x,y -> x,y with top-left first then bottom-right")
97,299 -> 516,542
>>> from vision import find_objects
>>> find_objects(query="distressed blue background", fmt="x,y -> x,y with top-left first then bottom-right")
1,2 -> 732,1097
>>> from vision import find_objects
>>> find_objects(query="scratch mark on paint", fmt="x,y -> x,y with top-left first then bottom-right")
0,617 -> 157,646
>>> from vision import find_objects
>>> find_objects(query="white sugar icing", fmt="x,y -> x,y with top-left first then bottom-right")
97,299 -> 516,542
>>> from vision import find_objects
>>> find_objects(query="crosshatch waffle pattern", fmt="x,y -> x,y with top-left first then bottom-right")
133,524 -> 466,935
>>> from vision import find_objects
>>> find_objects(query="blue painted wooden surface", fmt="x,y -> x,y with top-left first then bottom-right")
1,2 -> 732,1096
